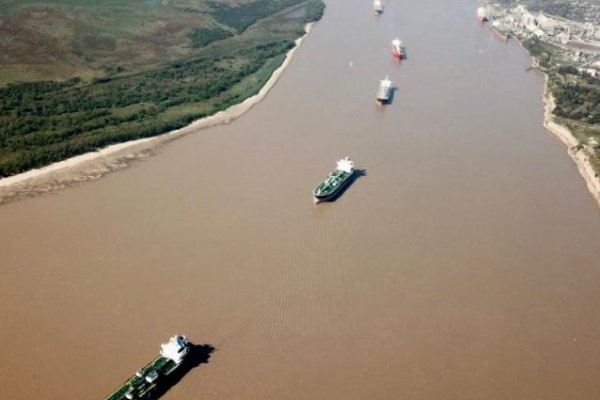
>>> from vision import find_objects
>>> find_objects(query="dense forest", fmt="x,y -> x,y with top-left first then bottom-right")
553,74 -> 600,124
0,0 -> 325,177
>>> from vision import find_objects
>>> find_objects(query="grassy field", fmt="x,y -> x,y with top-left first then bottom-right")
0,0 -> 281,85
0,0 -> 325,177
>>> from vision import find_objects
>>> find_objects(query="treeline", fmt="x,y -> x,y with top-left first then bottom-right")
523,38 -> 600,125
303,0 -> 325,22
0,40 -> 294,177
188,27 -> 233,48
553,80 -> 600,124
208,0 -> 304,32
0,0 -> 325,178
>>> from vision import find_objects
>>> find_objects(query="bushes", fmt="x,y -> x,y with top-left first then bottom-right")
0,39 -> 300,177
209,0 -> 302,33
188,27 -> 233,48
553,82 -> 600,123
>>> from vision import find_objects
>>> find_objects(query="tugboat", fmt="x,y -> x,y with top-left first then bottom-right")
313,157 -> 355,203
105,335 -> 191,400
373,0 -> 383,14
376,76 -> 392,105
391,38 -> 405,60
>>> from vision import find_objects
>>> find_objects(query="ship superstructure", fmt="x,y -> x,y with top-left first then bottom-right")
313,157 -> 355,203
477,6 -> 488,22
391,38 -> 405,60
105,335 -> 191,400
373,0 -> 383,14
376,76 -> 392,104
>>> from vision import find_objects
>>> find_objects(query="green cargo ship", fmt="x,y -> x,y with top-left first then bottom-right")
105,335 -> 190,400
313,157 -> 354,203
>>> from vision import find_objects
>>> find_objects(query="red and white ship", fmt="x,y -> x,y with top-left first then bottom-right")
391,38 -> 405,60
477,6 -> 488,22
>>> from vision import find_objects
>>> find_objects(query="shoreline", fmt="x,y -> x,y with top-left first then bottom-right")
484,3 -> 600,210
541,74 -> 600,208
0,23 -> 314,205
513,33 -> 600,209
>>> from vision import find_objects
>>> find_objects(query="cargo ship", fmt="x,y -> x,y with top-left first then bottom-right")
313,157 -> 354,203
376,76 -> 392,104
105,335 -> 191,400
373,0 -> 383,14
490,20 -> 510,41
477,6 -> 488,22
391,38 -> 405,60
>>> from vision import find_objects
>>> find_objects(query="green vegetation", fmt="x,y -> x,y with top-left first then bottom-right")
523,38 -> 600,146
188,27 -> 233,48
209,0 -> 304,33
553,76 -> 600,124
0,0 -> 325,177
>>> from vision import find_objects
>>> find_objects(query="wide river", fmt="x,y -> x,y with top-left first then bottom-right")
2,0 -> 600,398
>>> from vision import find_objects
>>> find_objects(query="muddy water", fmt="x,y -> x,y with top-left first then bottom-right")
2,0 -> 600,399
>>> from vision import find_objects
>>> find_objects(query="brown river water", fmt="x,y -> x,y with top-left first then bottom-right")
2,0 -> 600,398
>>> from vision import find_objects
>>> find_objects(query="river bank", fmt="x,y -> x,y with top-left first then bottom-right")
541,75 -> 600,208
484,1 -> 600,209
4,1 -> 600,398
0,23 -> 314,206
518,29 -> 600,209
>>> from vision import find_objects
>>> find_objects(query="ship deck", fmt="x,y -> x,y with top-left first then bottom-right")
314,170 -> 353,197
105,356 -> 177,400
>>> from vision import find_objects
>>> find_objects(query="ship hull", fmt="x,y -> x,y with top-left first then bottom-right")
477,7 -> 488,22
376,90 -> 391,104
105,356 -> 183,400
376,86 -> 392,104
103,338 -> 212,400
313,171 -> 353,203
392,50 -> 404,60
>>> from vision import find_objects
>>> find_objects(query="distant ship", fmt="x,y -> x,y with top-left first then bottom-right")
373,0 -> 383,14
490,20 -> 510,41
105,335 -> 191,400
376,76 -> 392,104
391,38 -> 405,60
477,6 -> 488,22
313,157 -> 354,203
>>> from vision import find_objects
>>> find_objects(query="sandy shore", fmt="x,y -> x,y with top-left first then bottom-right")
504,16 -> 600,210
541,74 -> 600,209
0,23 -> 314,205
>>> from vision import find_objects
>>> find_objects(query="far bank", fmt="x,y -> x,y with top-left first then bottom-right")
0,21 -> 316,206
0,0 -> 325,179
